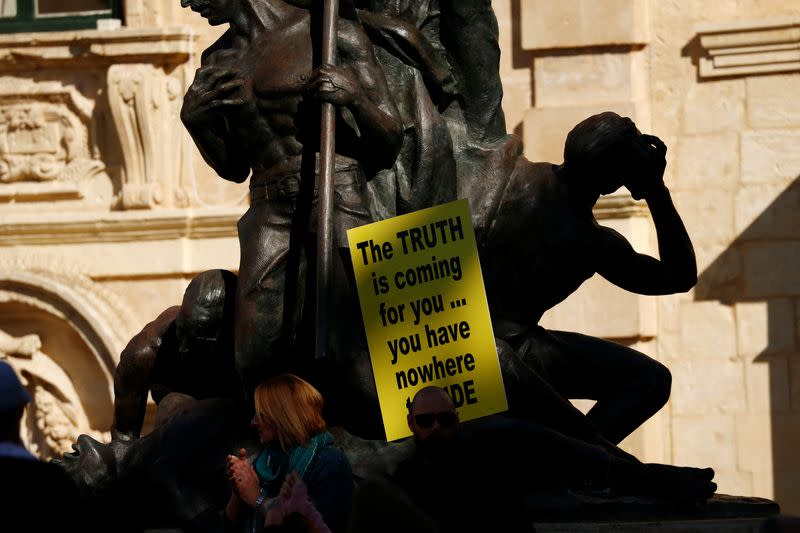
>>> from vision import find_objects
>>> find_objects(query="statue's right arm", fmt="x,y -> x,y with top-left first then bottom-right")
110,306 -> 181,442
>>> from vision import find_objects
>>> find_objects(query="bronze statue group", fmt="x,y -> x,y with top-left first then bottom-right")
55,1 -> 719,531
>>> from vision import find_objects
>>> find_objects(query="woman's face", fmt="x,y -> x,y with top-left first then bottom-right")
252,412 -> 276,445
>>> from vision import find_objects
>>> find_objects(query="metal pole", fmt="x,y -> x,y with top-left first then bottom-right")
316,0 -> 339,361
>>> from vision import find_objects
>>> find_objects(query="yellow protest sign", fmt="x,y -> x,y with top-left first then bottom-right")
347,199 -> 508,441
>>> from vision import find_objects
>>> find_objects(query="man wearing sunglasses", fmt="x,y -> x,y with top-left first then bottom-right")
392,386 -> 535,533
392,387 -> 466,531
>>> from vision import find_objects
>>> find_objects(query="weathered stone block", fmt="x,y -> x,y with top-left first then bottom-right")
695,243 -> 742,305
522,103 -> 641,163
711,470 -> 755,501
679,301 -> 737,358
658,332 -> 683,367
100,278 -> 188,332
741,131 -> 800,184
791,357 -> 800,411
670,191 -> 735,246
736,300 -> 795,359
747,74 -> 800,129
770,413 -> 800,472
735,414 -> 772,475
539,274 -> 656,339
534,51 -> 646,108
744,357 -> 790,413
735,183 -> 800,241
742,242 -> 800,298
658,294 -> 681,334
521,0 -> 649,49
670,359 -> 746,415
675,133 -> 739,191
673,415 -> 736,470
736,412 -> 800,507
682,79 -> 746,135
775,471 -> 800,515
501,71 -> 534,134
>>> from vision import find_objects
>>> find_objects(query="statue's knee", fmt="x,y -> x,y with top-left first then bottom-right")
649,362 -> 672,408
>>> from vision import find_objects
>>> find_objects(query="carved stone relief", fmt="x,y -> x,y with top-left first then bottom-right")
0,28 -> 196,209
0,266 -> 137,436
108,64 -> 191,209
1,329 -> 109,460
0,85 -> 108,203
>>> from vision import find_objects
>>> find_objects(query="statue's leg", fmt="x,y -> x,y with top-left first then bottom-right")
531,329 -> 672,445
300,192 -> 384,438
468,414 -> 612,486
498,337 -> 602,445
234,201 -> 300,390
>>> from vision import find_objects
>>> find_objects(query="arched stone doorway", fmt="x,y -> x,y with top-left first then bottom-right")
0,269 -> 134,459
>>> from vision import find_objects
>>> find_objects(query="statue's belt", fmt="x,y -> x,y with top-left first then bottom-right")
250,167 -> 362,202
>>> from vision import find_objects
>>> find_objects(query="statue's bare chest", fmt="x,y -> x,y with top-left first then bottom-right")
250,29 -> 314,98
534,210 -> 599,278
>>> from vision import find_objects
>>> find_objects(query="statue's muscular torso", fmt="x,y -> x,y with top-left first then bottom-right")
202,15 -> 376,182
482,162 -> 604,328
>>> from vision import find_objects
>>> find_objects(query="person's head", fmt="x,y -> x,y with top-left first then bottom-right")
252,374 -> 326,451
179,0 -> 239,26
407,386 -> 458,454
175,269 -> 236,363
562,112 -> 650,198
0,361 -> 30,443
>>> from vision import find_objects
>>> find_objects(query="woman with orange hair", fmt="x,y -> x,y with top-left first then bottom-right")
225,374 -> 353,533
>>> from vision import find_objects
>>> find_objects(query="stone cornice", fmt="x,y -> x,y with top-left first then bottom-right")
696,17 -> 800,78
0,207 -> 244,245
0,27 -> 196,66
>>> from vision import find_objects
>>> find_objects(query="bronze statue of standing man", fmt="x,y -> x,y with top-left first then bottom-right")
179,0 -> 403,398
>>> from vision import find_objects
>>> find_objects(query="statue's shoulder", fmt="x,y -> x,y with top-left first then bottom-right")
200,29 -> 235,66
124,305 -> 179,356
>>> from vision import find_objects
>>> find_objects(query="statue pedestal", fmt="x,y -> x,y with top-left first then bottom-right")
536,518 -> 770,532
533,494 -> 780,533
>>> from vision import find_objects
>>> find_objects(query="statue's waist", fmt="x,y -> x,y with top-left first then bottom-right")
250,164 -> 362,202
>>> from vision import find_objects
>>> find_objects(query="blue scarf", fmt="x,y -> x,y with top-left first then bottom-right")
253,431 -> 334,490
249,432 -> 334,533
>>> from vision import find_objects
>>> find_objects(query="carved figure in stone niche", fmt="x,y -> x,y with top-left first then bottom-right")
0,328 -> 103,460
479,112 -> 700,450
178,0 -> 404,426
111,269 -> 242,444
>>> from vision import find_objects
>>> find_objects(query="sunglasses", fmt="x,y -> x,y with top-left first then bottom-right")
414,412 -> 457,429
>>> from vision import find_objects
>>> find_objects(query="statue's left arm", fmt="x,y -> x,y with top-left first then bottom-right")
307,21 -> 403,176
596,137 -> 697,295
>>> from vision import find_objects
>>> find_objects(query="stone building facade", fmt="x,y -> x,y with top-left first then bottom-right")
0,0 -> 797,515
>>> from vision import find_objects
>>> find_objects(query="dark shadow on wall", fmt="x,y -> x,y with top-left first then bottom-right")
696,175 -> 800,513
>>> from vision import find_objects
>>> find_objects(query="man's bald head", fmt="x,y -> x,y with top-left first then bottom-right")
409,386 -> 455,416
407,386 -> 459,451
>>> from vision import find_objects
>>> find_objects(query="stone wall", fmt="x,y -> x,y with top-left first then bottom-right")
495,0 -> 800,514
